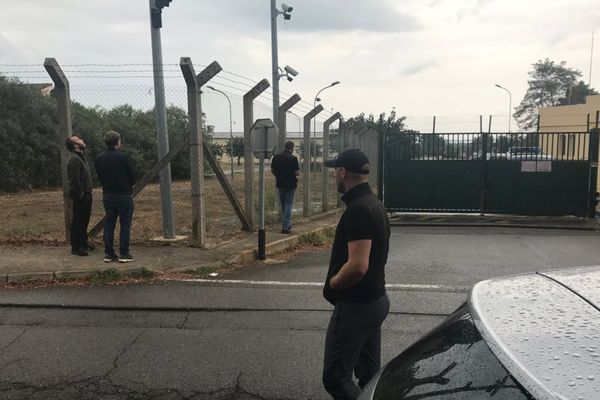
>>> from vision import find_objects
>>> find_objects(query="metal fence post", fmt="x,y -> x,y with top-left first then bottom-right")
243,79 -> 270,230
277,94 -> 301,153
43,58 -> 72,242
377,127 -> 385,201
303,105 -> 324,217
322,112 -> 342,212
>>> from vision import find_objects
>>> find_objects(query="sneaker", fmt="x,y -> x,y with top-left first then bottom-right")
118,253 -> 135,263
281,229 -> 291,234
71,248 -> 89,257
84,243 -> 96,251
104,253 -> 118,263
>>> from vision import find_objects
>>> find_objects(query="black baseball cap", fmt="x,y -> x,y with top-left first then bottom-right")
324,148 -> 371,175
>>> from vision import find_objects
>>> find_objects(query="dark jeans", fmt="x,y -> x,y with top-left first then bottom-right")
277,188 -> 295,230
103,195 -> 134,256
323,294 -> 390,400
70,192 -> 92,250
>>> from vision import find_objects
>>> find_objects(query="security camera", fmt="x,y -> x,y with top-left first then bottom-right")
283,13 -> 291,20
284,65 -> 299,77
287,76 -> 293,82
281,3 -> 293,12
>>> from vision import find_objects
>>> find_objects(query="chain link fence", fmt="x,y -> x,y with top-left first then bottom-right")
0,63 -> 340,245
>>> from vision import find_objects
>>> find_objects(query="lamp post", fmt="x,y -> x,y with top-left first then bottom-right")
207,85 -> 234,180
495,84 -> 512,133
287,110 -> 301,139
270,1 -> 294,130
313,81 -> 340,168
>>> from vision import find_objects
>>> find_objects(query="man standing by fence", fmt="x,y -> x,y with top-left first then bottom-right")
322,149 -> 391,399
271,140 -> 300,234
95,130 -> 136,263
66,135 -> 94,257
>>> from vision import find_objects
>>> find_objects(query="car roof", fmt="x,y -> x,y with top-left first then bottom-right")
469,266 -> 600,400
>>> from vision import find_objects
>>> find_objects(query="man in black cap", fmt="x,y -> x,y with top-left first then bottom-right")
321,148 -> 390,399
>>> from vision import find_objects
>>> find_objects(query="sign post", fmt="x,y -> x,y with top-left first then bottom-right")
250,118 -> 279,260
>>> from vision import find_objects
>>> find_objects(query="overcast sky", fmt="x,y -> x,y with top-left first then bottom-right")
1,0 -> 598,133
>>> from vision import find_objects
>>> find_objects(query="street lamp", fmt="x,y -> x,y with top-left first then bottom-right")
287,110 -> 301,139
270,1 -> 295,129
313,81 -> 340,168
495,84 -> 512,133
207,85 -> 234,180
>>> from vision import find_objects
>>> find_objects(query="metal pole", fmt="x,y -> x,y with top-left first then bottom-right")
270,0 -> 280,131
258,127 -> 266,260
278,94 -> 301,152
43,58 -> 72,241
149,0 -> 175,238
313,82 -> 341,171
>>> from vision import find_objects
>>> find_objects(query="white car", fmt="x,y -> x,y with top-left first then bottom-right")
505,147 -> 552,160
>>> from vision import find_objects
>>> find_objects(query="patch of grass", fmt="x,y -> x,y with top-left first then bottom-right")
88,268 -> 122,285
129,268 -> 155,280
299,227 -> 336,247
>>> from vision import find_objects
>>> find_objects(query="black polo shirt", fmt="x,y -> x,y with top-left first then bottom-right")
323,182 -> 390,305
271,150 -> 300,189
94,148 -> 136,196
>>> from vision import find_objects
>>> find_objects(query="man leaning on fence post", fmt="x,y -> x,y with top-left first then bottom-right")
94,130 -> 136,263
322,149 -> 391,399
66,135 -> 94,257
271,140 -> 300,234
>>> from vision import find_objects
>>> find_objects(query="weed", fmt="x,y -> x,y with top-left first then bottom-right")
184,266 -> 217,277
88,268 -> 122,284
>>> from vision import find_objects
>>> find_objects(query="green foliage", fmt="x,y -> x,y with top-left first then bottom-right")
88,268 -> 122,284
514,58 -> 598,131
0,76 -> 60,192
225,137 -> 244,165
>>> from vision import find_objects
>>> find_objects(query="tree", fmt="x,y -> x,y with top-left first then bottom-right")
225,137 -> 244,165
514,59 -> 597,130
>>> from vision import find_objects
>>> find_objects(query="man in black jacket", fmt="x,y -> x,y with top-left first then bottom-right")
94,130 -> 136,263
270,141 -> 300,233
66,136 -> 94,256
322,149 -> 391,399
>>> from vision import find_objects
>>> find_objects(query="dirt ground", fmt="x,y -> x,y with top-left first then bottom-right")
0,165 -> 339,247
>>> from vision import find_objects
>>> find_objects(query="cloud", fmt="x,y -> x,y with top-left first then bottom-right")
403,61 -> 437,76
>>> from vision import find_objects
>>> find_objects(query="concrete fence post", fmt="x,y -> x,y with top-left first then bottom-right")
277,94 -> 301,154
303,105 -> 324,217
322,112 -> 342,212
44,58 -> 72,242
180,58 -> 222,247
243,79 -> 270,230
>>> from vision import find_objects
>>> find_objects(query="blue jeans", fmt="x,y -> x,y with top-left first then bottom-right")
103,195 -> 134,256
278,188 -> 295,231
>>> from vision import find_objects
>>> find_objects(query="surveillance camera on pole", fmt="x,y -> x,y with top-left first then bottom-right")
271,1 -> 295,131
278,64 -> 300,82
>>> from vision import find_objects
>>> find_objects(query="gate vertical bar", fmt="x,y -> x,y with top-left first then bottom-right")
44,58 -> 72,241
480,116 -> 491,215
587,126 -> 599,218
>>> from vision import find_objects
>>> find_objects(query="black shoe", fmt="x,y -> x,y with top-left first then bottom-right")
104,253 -> 118,263
71,248 -> 89,257
118,253 -> 135,263
84,244 -> 96,251
281,229 -> 291,234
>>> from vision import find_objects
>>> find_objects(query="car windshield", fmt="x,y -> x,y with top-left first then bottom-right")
373,304 -> 534,400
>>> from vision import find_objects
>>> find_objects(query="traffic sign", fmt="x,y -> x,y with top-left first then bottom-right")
250,118 -> 279,159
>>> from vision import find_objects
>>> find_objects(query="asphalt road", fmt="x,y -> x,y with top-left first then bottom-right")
1,226 -> 599,399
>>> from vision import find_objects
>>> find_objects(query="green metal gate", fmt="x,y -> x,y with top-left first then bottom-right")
383,130 -> 599,217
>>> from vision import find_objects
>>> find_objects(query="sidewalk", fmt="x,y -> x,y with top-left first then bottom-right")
0,211 -> 341,283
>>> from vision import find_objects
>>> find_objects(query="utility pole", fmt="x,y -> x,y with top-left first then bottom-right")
149,0 -> 175,238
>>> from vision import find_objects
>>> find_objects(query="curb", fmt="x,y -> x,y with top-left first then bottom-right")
4,266 -> 153,284
390,222 -> 600,231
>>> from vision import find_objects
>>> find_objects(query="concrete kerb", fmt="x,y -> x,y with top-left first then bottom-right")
6,266 -> 153,284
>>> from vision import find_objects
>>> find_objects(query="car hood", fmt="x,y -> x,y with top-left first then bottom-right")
469,266 -> 600,400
